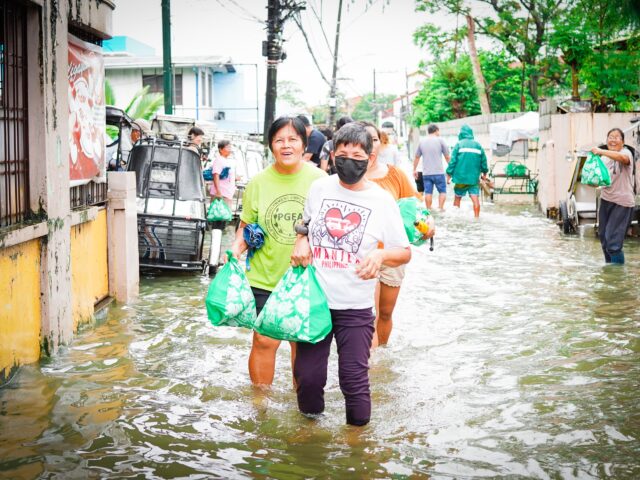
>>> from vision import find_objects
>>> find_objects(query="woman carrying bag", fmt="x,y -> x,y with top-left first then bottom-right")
592,128 -> 636,264
230,116 -> 325,387
290,122 -> 411,426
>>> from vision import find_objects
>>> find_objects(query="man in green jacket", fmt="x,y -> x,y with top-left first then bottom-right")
446,124 -> 489,218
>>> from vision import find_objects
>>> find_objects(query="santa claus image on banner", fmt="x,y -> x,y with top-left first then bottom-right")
68,36 -> 105,184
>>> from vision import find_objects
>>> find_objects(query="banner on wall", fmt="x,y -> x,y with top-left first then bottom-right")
68,35 -> 106,186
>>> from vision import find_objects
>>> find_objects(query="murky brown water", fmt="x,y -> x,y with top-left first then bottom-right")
1,202 -> 639,479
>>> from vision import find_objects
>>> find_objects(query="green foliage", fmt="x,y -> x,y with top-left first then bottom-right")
411,51 -> 533,125
104,78 -> 163,121
413,0 -> 640,112
351,93 -> 396,123
278,80 -> 306,109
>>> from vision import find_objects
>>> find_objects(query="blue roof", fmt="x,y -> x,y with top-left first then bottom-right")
103,36 -> 155,56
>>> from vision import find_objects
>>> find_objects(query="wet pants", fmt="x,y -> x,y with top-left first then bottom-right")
294,308 -> 374,426
599,199 -> 634,264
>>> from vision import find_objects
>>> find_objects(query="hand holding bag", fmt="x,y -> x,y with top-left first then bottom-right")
253,266 -> 331,343
207,198 -> 233,222
581,153 -> 611,187
205,251 -> 256,328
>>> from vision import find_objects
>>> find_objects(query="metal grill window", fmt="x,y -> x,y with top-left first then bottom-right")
0,2 -> 29,228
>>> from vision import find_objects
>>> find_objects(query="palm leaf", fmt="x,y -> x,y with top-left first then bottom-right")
129,92 -> 164,120
124,85 -> 151,115
105,78 -> 116,105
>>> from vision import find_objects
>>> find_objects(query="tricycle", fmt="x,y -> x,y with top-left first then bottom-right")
127,137 -> 217,273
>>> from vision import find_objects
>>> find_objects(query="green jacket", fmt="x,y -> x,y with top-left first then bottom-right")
446,125 -> 488,185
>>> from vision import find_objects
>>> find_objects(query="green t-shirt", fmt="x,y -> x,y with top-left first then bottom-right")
241,163 -> 325,290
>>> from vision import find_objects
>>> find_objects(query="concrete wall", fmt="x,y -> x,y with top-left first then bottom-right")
418,112 -> 523,153
536,99 -> 638,212
0,240 -> 41,383
71,209 -> 109,329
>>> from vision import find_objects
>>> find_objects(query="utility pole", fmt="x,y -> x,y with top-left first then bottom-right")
161,0 -> 173,115
327,0 -> 343,128
262,0 -> 305,143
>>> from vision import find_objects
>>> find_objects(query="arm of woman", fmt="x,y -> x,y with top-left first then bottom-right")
290,234 -> 312,267
355,246 -> 411,280
212,173 -> 222,198
230,220 -> 249,260
592,147 -> 631,164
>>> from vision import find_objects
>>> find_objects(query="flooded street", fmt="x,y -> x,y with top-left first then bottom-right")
1,201 -> 639,479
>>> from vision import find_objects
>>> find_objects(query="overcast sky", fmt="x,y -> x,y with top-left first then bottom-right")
111,0 -> 438,107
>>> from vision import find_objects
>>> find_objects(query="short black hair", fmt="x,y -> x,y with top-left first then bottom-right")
319,128 -> 333,140
267,116 -> 308,152
218,139 -> 231,150
188,126 -> 204,137
427,124 -> 439,134
336,116 -> 353,130
296,114 -> 311,127
333,122 -> 372,155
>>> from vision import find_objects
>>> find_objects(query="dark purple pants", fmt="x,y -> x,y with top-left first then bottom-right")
294,308 -> 375,426
599,198 -> 634,263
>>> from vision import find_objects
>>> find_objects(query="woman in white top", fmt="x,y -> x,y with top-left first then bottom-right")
591,127 -> 636,264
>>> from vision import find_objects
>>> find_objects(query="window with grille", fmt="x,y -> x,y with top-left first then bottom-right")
142,73 -> 183,105
0,1 -> 29,228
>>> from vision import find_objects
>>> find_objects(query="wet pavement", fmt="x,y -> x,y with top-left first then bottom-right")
1,200 -> 639,479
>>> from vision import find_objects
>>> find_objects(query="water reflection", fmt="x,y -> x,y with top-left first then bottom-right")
1,203 -> 639,478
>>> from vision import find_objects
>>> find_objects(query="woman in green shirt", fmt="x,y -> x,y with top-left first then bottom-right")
231,116 -> 325,386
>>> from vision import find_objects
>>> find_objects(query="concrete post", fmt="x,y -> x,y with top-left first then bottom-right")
107,172 -> 139,302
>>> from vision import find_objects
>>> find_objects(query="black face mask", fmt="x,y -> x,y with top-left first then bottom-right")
334,156 -> 368,185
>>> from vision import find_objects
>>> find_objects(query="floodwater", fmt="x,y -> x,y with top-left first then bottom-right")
1,201 -> 639,479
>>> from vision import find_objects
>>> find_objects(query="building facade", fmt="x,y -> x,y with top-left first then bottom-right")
104,38 -> 261,135
1,0 -> 137,386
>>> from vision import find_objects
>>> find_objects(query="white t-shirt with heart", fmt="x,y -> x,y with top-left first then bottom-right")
304,175 -> 409,309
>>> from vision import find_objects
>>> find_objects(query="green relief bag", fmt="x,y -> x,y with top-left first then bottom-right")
207,198 -> 233,222
205,251 -> 256,328
254,266 -> 332,343
397,197 -> 431,246
581,153 -> 611,187
505,162 -> 528,177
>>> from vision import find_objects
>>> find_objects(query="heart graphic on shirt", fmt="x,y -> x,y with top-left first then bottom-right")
324,208 -> 361,240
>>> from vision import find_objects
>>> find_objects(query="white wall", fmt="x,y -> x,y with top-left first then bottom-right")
105,69 -> 142,109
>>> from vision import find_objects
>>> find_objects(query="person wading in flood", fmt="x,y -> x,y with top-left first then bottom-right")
358,121 -> 433,349
230,116 -> 325,387
446,124 -> 488,218
290,122 -> 411,426
592,127 -> 637,264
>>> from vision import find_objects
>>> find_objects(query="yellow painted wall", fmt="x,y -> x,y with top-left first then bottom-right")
71,209 -> 109,329
0,239 -> 41,381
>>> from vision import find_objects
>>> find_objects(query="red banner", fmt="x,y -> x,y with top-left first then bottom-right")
68,35 -> 106,185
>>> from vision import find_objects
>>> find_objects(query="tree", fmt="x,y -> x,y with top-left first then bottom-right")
277,80 -> 306,110
350,93 -> 396,123
415,0 -> 564,104
410,51 -> 533,125
546,0 -> 640,110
